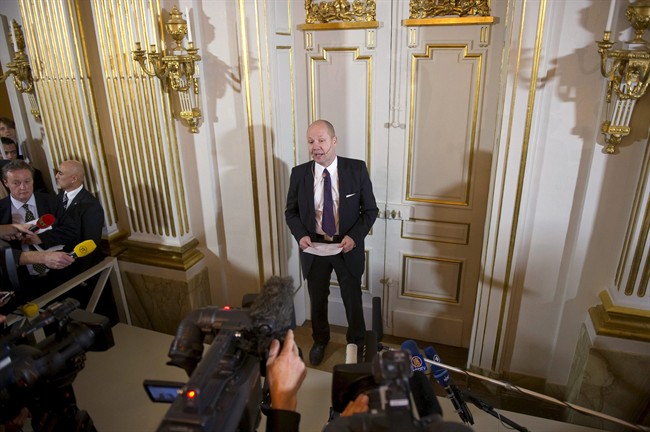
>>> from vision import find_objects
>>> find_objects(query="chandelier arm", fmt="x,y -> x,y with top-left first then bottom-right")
0,70 -> 13,84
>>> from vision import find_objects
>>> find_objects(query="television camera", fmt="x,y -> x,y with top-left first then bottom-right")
325,348 -> 466,432
146,275 -> 296,432
148,277 -> 471,432
0,298 -> 114,432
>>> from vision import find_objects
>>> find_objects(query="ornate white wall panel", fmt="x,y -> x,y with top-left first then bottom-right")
402,219 -> 470,245
402,254 -> 463,302
408,45 -> 481,206
273,0 -> 291,35
309,48 -> 372,165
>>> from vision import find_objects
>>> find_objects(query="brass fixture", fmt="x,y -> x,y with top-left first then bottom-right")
597,1 -> 650,154
0,20 -> 40,119
132,5 -> 201,133
305,0 -> 377,24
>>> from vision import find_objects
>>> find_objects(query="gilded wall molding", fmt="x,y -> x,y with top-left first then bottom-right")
119,238 -> 204,271
304,0 -> 376,24
588,291 -> 650,342
405,1 -> 494,26
409,0 -> 491,19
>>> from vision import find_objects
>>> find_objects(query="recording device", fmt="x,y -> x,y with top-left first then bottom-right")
401,340 -> 428,372
146,276 -> 296,432
326,350 -> 448,432
0,298 -> 114,431
28,213 -> 55,232
400,341 -> 444,420
68,240 -> 97,259
424,345 -> 474,425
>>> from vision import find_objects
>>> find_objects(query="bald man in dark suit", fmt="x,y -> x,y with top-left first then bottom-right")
285,120 -> 378,365
30,160 -> 104,288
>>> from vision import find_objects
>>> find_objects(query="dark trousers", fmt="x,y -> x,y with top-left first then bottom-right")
307,253 -> 366,345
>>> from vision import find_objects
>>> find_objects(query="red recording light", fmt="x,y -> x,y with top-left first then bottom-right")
186,389 -> 197,399
223,305 -> 231,310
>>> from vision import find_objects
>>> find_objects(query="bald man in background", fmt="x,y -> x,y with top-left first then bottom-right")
30,160 -> 104,285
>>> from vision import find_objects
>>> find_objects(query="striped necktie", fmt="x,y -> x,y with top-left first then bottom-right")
62,192 -> 69,210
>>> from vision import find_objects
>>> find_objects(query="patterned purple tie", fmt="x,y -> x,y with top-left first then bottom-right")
322,169 -> 336,237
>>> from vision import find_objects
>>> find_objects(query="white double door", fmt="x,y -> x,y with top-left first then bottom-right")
287,1 -> 505,348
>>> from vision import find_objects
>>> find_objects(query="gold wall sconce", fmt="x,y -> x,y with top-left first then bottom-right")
132,5 -> 201,133
0,20 -> 40,119
597,1 -> 650,154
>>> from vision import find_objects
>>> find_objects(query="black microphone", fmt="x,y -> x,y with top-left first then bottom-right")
249,275 -> 296,354
400,340 -> 443,419
424,345 -> 474,425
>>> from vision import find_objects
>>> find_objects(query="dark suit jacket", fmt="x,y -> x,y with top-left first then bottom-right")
39,187 -> 105,275
0,192 -> 58,292
0,192 -> 58,229
285,157 -> 378,278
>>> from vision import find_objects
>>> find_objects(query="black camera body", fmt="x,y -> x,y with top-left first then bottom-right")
152,276 -> 297,432
155,308 -> 269,432
325,350 -> 449,432
0,298 -> 114,431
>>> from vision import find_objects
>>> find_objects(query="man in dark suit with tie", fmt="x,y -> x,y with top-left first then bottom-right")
29,160 -> 104,285
0,160 -> 59,297
285,120 -> 378,365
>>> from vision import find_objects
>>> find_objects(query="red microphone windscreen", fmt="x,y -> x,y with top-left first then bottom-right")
37,213 -> 55,228
28,213 -> 56,232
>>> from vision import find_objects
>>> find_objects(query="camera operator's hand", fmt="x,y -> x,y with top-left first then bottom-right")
266,329 -> 306,412
341,394 -> 369,417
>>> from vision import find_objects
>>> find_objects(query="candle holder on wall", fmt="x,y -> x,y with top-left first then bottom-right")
0,20 -> 40,119
597,1 -> 650,154
132,5 -> 202,133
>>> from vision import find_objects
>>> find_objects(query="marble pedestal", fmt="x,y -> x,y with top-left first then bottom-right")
566,324 -> 650,431
120,260 -> 211,335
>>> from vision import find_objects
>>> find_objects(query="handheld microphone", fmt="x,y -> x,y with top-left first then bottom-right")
424,345 -> 474,425
68,240 -> 97,258
400,340 -> 443,418
400,340 -> 428,372
28,213 -> 55,232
